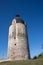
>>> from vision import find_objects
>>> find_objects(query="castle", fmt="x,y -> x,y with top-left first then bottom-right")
8,15 -> 30,60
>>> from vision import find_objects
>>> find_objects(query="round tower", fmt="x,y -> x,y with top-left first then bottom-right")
8,15 -> 30,60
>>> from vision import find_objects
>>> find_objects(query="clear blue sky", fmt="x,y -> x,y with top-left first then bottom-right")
0,0 -> 43,59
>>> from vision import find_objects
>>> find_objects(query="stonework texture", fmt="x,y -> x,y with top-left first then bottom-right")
8,18 -> 30,60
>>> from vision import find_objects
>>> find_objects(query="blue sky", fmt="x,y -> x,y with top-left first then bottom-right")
0,0 -> 43,59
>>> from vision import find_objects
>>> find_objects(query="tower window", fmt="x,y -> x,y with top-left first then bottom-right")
14,44 -> 16,46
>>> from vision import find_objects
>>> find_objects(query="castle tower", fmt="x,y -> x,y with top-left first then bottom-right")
8,15 -> 30,60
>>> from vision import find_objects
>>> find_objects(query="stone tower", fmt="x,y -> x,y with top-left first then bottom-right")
8,15 -> 30,60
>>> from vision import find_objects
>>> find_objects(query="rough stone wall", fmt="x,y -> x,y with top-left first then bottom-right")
8,19 -> 29,60
15,23 -> 29,60
8,19 -> 16,59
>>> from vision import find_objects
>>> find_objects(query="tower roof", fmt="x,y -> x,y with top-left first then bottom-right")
16,14 -> 20,17
15,14 -> 25,24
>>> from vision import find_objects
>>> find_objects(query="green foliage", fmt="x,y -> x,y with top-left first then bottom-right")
33,54 -> 43,59
38,54 -> 43,59
33,56 -> 37,59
